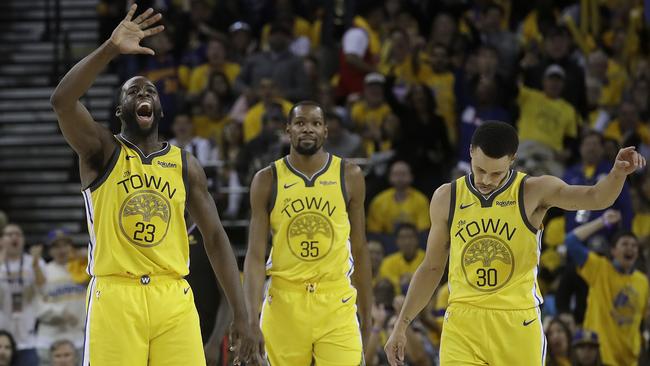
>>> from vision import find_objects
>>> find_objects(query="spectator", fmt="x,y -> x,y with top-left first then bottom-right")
192,89 -> 233,146
0,224 -> 45,366
585,77 -> 610,131
367,241 -> 385,284
235,22 -> 309,102
323,111 -> 364,158
36,229 -> 87,364
392,83 -> 452,195
565,210 -> 649,366
0,330 -> 16,366
572,329 -> 604,366
170,113 -> 218,167
586,49 -> 628,109
632,171 -> 650,243
205,70 -> 236,112
237,105 -> 288,186
241,78 -> 292,143
350,73 -> 394,156
564,131 -> 633,234
517,64 -> 580,176
475,2 -> 519,78
379,28 -> 419,87
379,223 -> 426,294
522,25 -> 587,116
603,101 -> 650,157
187,37 -> 241,96
49,340 -> 77,366
456,77 -> 511,174
367,161 -> 430,237
546,317 -> 573,366
420,43 -> 456,144
228,21 -> 257,65
336,2 -> 383,99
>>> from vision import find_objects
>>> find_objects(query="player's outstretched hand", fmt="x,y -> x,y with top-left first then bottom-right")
384,329 -> 407,366
109,4 -> 164,55
613,146 -> 646,176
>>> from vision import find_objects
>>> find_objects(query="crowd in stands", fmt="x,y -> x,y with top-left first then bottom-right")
2,0 -> 650,364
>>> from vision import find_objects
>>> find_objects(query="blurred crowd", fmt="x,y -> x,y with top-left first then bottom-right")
2,0 -> 650,365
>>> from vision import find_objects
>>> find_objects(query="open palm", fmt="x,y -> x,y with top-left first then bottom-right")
110,4 -> 164,55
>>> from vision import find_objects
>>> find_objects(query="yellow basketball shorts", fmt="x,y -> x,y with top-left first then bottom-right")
440,304 -> 546,366
260,277 -> 364,366
81,275 -> 205,366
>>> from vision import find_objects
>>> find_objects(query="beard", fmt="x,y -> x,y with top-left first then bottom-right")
294,140 -> 321,155
121,105 -> 162,137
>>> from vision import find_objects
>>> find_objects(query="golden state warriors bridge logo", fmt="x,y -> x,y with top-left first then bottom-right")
282,197 -> 337,261
119,190 -> 171,247
455,219 -> 517,291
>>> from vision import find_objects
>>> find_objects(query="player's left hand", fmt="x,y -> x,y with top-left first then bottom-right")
613,146 -> 646,176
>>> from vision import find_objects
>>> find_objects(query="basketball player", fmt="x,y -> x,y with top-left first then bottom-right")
243,101 -> 373,365
384,121 -> 646,366
50,5 -> 254,365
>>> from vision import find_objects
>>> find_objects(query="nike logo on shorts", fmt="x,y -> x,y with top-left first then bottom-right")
342,296 -> 353,303
523,318 -> 536,326
184,287 -> 190,295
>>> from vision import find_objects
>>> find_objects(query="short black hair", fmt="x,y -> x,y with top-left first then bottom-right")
288,101 -> 324,123
581,129 -> 604,145
394,222 -> 418,237
471,121 -> 518,158
610,230 -> 638,248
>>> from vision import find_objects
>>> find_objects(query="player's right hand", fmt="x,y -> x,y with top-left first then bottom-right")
384,330 -> 407,366
109,4 -> 164,55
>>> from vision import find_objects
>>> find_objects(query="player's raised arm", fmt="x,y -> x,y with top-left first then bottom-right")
243,167 -> 274,362
184,154 -> 255,364
528,146 -> 646,212
385,183 -> 451,366
345,162 -> 373,346
50,4 -> 163,159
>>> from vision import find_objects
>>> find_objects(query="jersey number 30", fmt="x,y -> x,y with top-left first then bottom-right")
476,268 -> 497,287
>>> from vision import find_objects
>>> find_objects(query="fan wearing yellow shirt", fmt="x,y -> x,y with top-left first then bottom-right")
384,121 -> 646,366
351,73 -> 394,156
50,7 -> 256,365
244,101 -> 373,365
566,209 -> 649,366
367,161 -> 431,236
604,101 -> 650,147
242,78 -> 293,142
185,38 -> 240,95
517,64 -> 580,154
379,223 -> 426,295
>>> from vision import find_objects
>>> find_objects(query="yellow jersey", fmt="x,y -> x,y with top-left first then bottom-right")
379,249 -> 425,294
82,135 -> 190,277
578,252 -> 649,366
447,170 -> 543,310
267,154 -> 352,283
